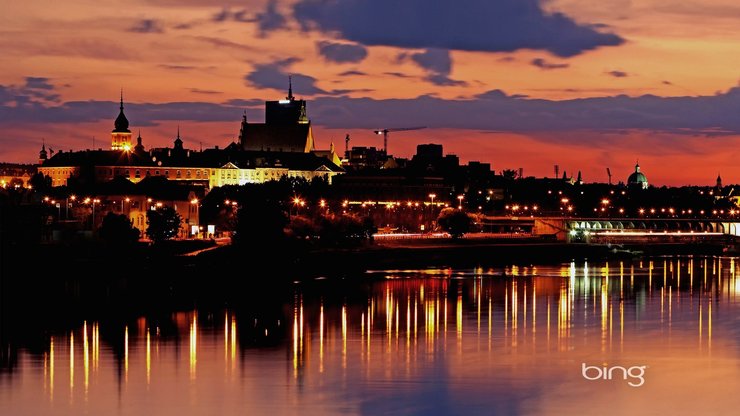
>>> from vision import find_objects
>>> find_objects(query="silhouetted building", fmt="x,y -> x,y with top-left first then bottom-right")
345,146 -> 387,170
238,79 -> 314,153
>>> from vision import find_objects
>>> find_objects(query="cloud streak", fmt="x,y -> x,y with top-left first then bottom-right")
531,58 -> 569,70
128,19 -> 165,33
316,41 -> 368,63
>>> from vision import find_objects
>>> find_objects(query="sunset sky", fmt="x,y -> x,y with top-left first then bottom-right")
2,0 -> 740,185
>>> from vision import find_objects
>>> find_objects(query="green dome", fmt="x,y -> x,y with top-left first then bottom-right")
627,164 -> 648,189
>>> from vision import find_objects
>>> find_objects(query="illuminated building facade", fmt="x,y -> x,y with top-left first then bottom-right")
37,88 -> 344,189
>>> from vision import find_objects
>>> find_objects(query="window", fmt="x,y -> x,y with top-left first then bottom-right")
165,170 -> 169,177
155,170 -> 160,175
176,170 -> 181,178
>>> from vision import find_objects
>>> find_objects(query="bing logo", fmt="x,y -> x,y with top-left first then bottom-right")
581,363 -> 647,387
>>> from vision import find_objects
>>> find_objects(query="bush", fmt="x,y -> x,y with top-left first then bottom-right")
99,212 -> 139,244
437,208 -> 471,239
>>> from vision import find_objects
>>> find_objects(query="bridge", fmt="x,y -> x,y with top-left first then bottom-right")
476,216 -> 740,244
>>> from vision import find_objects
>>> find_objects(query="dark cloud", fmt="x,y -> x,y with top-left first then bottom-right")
531,58 -> 569,70
338,70 -> 367,77
255,0 -> 287,36
25,77 -> 54,90
316,41 -> 368,63
245,58 -> 329,95
401,49 -> 467,87
607,70 -> 629,78
7,85 -> 740,139
409,49 -> 451,74
0,78 -> 60,106
305,86 -> 740,137
128,19 -> 164,34
293,0 -> 624,57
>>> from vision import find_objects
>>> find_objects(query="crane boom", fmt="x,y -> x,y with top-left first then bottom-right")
373,126 -> 426,155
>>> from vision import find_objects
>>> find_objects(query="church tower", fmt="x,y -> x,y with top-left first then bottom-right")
111,90 -> 133,151
38,140 -> 48,165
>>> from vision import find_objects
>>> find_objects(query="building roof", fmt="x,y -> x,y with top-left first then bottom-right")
41,146 -> 343,173
239,123 -> 313,153
42,149 -> 157,167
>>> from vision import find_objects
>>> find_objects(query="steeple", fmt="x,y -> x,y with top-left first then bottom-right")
113,89 -> 130,133
134,130 -> 145,153
174,125 -> 183,150
38,139 -> 48,165
635,160 -> 640,172
716,173 -> 723,189
238,110 -> 248,145
287,75 -> 294,101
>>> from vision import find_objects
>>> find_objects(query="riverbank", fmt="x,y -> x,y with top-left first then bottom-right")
188,237 -> 728,278
2,237 -> 729,283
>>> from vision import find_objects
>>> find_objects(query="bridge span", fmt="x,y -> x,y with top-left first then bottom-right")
477,216 -> 740,244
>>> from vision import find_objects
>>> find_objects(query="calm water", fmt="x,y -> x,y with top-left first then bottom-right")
3,256 -> 740,415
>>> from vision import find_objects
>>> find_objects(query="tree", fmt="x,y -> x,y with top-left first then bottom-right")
233,196 -> 288,246
146,206 -> 182,243
501,169 -> 519,181
29,172 -> 51,192
99,212 -> 139,244
437,208 -> 471,239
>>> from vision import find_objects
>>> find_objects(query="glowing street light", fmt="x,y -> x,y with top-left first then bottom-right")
457,195 -> 464,209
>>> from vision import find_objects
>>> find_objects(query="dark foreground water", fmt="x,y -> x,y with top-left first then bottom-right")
2,256 -> 740,415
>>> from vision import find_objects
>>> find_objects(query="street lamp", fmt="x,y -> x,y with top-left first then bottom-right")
91,198 -> 100,230
67,195 -> 76,220
190,198 -> 199,237
457,195 -> 464,210
428,193 -> 436,232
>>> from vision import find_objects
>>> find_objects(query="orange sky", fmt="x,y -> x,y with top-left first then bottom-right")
2,0 -> 740,186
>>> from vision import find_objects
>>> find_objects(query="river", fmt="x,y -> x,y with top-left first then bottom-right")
1,256 -> 739,415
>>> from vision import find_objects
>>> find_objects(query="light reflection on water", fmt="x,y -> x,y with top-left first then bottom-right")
2,256 -> 740,415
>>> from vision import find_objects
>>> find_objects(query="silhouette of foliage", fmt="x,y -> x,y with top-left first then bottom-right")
146,206 -> 182,243
437,208 -> 471,238
99,212 -> 139,244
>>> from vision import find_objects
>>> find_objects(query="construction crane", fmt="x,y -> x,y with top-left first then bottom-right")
373,126 -> 426,155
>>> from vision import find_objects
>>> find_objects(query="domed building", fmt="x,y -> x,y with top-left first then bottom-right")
627,163 -> 648,189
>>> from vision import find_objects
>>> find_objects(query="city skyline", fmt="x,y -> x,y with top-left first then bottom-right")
3,0 -> 740,185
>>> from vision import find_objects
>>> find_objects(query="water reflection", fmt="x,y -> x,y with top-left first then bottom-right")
2,256 -> 740,415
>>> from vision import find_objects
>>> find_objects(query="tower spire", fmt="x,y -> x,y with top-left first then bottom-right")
287,75 -> 294,101
120,88 -> 124,111
177,124 -> 180,140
